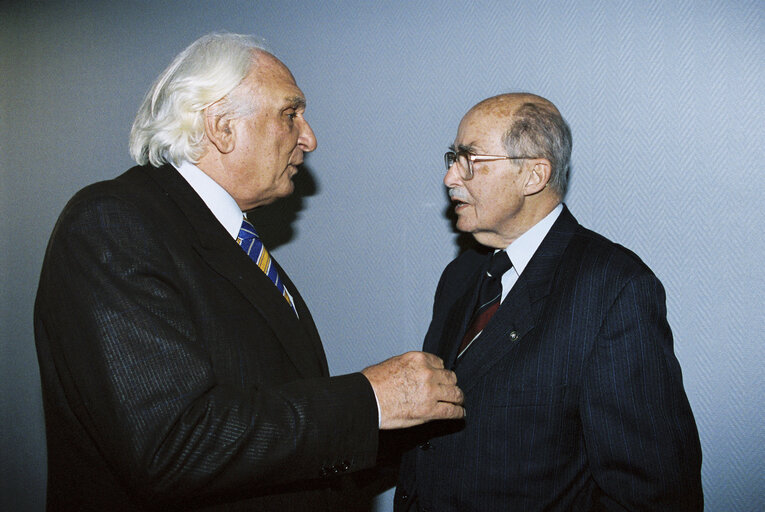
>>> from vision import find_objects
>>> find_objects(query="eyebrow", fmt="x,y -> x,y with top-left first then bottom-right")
451,143 -> 477,153
285,96 -> 306,110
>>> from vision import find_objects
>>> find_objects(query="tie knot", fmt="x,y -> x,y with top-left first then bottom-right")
487,250 -> 512,278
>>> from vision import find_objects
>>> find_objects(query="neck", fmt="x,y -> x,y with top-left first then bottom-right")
475,196 -> 560,249
195,150 -> 249,211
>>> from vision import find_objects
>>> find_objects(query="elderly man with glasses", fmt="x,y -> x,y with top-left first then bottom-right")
394,93 -> 703,512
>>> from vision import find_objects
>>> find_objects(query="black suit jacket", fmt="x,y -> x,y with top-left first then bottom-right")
34,164 -> 379,511
395,206 -> 702,511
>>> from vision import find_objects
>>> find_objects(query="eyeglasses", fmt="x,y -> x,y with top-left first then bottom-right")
444,150 -> 542,180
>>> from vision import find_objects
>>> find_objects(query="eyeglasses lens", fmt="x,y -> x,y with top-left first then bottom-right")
444,152 -> 472,179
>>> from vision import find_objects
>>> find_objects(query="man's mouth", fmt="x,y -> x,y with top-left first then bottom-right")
448,188 -> 469,208
452,198 -> 469,211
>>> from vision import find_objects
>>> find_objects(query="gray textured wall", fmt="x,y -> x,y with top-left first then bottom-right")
1,1 -> 763,510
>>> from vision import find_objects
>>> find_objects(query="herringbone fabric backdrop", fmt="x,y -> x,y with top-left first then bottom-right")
1,1 -> 762,510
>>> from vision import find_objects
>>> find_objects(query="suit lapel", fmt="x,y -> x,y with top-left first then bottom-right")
453,206 -> 579,391
144,164 -> 326,378
452,277 -> 535,389
272,258 -> 329,376
439,261 -> 488,369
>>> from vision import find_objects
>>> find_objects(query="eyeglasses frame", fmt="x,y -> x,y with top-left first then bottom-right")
444,150 -> 544,180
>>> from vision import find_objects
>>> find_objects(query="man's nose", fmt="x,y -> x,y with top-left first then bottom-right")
298,118 -> 317,152
444,159 -> 462,188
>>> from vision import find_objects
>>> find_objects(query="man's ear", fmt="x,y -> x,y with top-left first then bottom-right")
524,159 -> 552,195
204,110 -> 236,154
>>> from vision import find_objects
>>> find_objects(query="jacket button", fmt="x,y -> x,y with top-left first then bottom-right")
509,330 -> 519,341
400,493 -> 409,502
320,466 -> 331,477
419,441 -> 431,450
339,460 -> 350,471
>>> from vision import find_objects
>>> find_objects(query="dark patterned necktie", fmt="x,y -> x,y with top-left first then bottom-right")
237,217 -> 297,316
458,250 -> 513,355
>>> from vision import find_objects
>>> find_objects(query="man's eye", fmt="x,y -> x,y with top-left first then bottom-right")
286,111 -> 297,121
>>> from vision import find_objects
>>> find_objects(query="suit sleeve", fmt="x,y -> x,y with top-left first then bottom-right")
35,192 -> 379,505
579,270 -> 703,511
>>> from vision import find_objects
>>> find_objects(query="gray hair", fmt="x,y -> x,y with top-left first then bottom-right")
129,33 -> 268,167
503,102 -> 572,198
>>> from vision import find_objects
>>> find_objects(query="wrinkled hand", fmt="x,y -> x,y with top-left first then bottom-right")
361,351 -> 465,430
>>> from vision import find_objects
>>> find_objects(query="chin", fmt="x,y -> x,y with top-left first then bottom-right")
278,180 -> 295,198
455,217 -> 476,233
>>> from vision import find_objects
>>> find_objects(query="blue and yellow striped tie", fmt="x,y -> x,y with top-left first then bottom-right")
237,217 -> 297,315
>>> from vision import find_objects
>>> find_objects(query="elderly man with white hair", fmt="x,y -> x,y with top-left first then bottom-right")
34,32 -> 464,512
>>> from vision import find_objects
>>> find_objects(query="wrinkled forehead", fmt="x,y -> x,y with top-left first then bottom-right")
245,51 -> 306,106
252,51 -> 296,83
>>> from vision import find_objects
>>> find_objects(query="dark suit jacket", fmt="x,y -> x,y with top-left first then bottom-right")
395,206 -> 702,511
34,164 -> 379,511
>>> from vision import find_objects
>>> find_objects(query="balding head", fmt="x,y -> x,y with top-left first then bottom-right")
469,93 -> 572,198
444,93 -> 571,247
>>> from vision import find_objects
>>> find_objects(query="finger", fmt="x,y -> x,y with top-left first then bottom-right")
437,384 -> 464,405
431,401 -> 466,420
433,368 -> 458,385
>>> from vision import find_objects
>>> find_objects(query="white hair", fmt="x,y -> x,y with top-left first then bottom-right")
129,33 -> 268,167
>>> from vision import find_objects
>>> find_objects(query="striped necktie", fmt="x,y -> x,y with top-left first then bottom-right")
458,250 -> 513,356
237,217 -> 297,315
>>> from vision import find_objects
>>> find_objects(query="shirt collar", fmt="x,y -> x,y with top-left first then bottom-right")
504,203 -> 563,275
173,160 -> 244,240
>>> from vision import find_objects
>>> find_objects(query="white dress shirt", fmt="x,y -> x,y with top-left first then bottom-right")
174,160 -> 244,239
500,203 -> 563,302
173,160 -> 296,307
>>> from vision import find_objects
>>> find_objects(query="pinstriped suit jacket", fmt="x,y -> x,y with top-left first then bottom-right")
34,164 -> 379,511
395,206 -> 702,511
